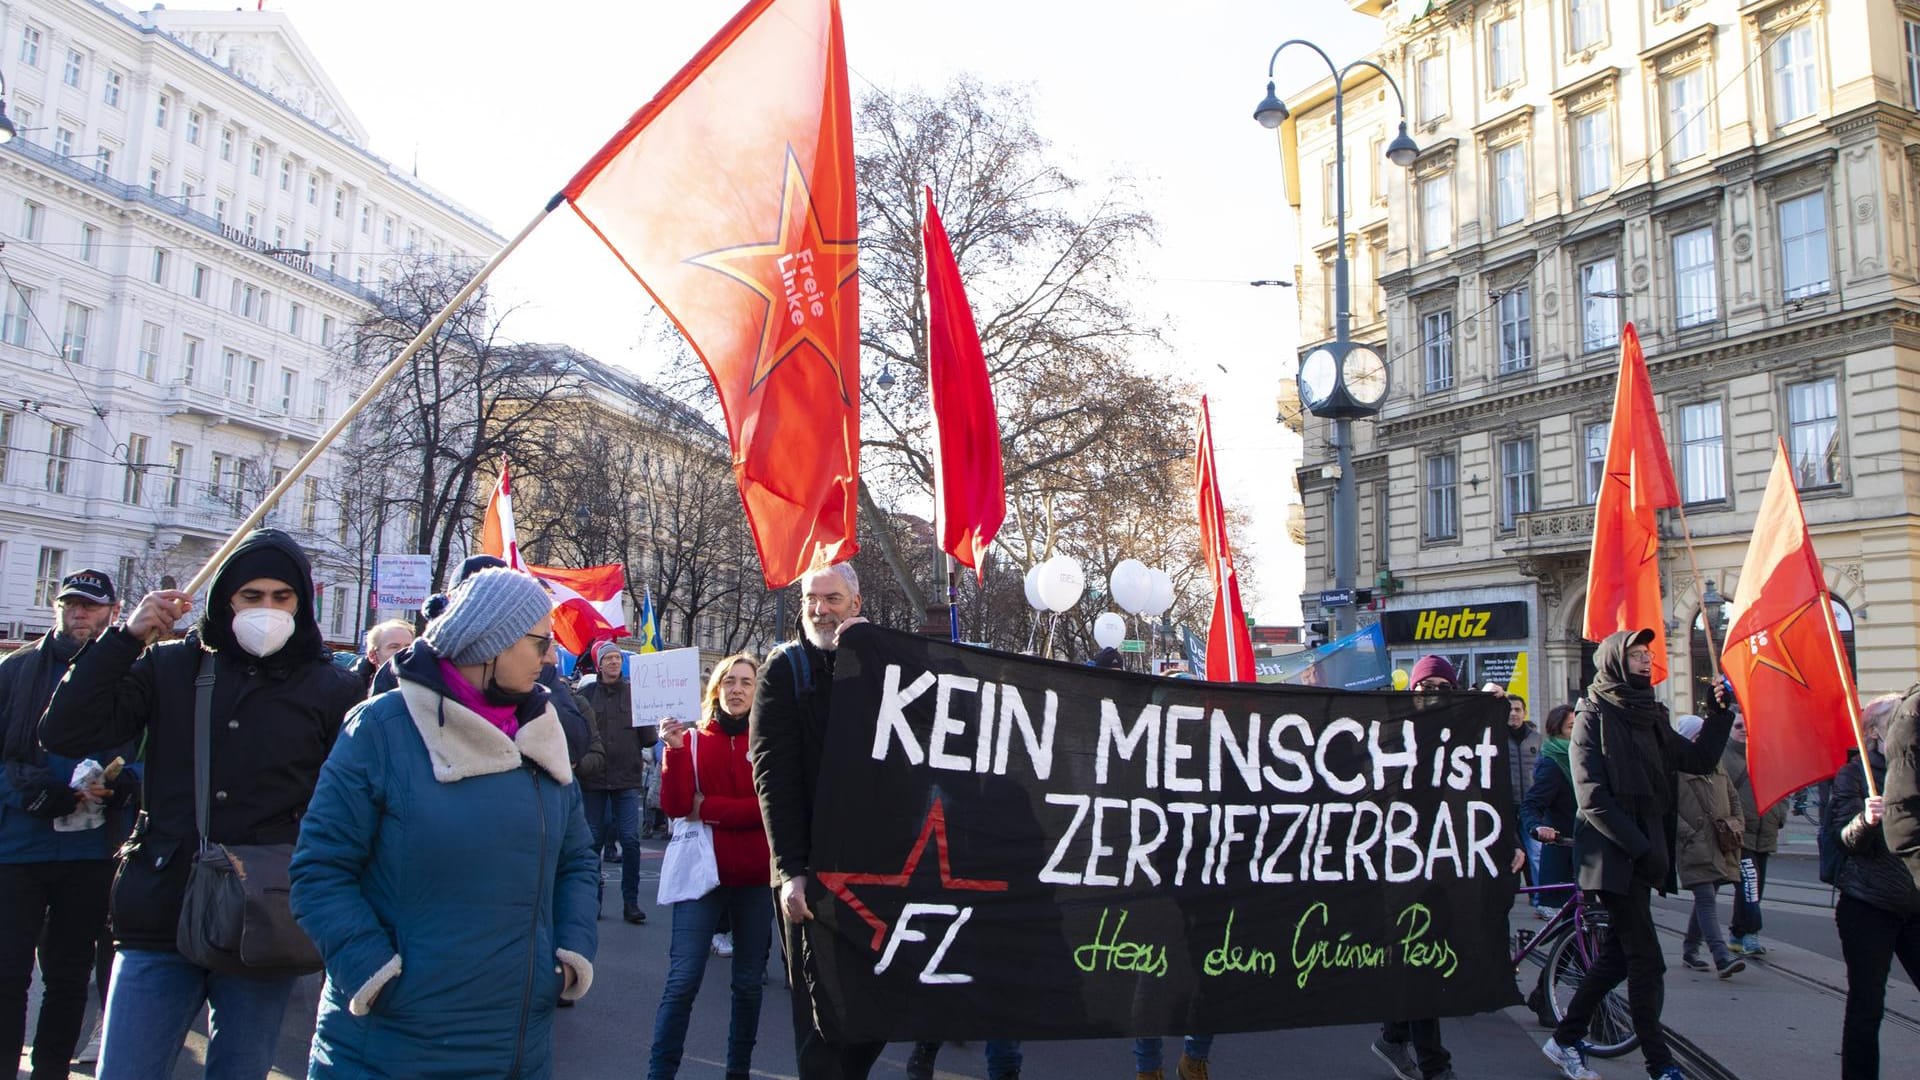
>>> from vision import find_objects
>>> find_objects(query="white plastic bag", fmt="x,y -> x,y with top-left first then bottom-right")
53,758 -> 107,833
655,732 -> 719,905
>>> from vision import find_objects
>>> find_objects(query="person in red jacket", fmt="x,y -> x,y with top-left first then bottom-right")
647,653 -> 769,1080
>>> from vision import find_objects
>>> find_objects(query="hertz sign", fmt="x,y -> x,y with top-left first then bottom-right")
1382,601 -> 1530,645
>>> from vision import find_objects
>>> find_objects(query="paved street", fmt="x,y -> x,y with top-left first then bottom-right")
18,810 -> 1920,1078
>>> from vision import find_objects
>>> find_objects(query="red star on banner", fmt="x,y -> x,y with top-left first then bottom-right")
687,147 -> 858,403
1740,598 -> 1819,686
817,793 -> 1008,952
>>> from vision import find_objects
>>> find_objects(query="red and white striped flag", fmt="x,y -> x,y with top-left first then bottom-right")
478,459 -> 629,654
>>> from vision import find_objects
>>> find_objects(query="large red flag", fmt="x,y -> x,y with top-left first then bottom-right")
1582,323 -> 1681,683
561,0 -> 858,588
923,187 -> 1005,581
1723,440 -> 1861,813
1196,397 -> 1255,682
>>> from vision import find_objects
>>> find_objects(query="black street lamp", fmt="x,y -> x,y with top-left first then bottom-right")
0,72 -> 17,145
1254,41 -> 1418,636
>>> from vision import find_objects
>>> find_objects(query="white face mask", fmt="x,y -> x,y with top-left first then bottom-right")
231,607 -> 296,658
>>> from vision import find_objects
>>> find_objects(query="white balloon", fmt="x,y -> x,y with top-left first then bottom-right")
1023,564 -> 1048,611
1093,612 -> 1127,649
1037,554 -> 1087,613
1141,569 -> 1175,616
1109,559 -> 1152,614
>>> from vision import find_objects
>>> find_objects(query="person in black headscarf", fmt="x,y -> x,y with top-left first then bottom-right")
1541,629 -> 1732,1080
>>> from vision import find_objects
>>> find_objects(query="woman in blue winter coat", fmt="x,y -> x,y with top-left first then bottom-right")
290,568 -> 599,1079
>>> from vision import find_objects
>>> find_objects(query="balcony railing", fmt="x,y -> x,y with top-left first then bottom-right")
1507,505 -> 1596,551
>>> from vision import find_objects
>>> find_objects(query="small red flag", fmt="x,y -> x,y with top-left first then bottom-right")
561,0 -> 858,588
923,187 -> 1005,581
1582,323 -> 1681,683
1196,397 -> 1255,682
1723,440 -> 1860,813
479,461 -> 526,570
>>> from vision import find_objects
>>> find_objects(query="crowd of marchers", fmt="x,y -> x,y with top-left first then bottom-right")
3,532 -> 1920,1080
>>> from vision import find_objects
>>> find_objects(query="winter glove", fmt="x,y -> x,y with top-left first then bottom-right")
6,762 -> 79,820
105,768 -> 140,811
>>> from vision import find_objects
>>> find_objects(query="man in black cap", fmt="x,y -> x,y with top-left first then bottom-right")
40,530 -> 361,1079
0,569 -> 139,1079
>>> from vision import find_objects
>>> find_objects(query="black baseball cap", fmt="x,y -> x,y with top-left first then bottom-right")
56,569 -> 116,605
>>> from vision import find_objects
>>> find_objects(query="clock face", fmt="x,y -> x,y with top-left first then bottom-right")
1299,347 -> 1338,408
1342,346 -> 1388,407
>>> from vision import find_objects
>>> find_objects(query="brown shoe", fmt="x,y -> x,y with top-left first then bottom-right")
1136,1072 -> 1165,1080
1176,1056 -> 1209,1080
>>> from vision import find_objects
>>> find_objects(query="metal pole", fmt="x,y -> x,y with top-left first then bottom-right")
1330,68 -> 1357,638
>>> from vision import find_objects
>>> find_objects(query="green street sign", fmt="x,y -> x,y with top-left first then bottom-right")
1120,639 -> 1146,653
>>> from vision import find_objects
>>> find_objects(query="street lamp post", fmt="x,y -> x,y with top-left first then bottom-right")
1255,42 -> 1418,638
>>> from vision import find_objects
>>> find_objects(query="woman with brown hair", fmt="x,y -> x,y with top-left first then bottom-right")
647,653 -> 769,1080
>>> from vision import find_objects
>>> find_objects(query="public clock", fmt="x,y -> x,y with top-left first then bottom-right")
1298,347 -> 1339,412
1342,345 -> 1389,408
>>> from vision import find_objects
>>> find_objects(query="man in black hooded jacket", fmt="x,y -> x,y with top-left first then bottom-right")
40,528 -> 361,1079
1541,628 -> 1732,1080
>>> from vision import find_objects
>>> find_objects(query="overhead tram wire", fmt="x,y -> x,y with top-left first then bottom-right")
0,246 -> 132,463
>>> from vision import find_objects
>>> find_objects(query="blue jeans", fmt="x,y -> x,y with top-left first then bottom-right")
1133,1035 -> 1214,1070
97,948 -> 297,1080
647,883 -> 773,1079
584,787 -> 643,909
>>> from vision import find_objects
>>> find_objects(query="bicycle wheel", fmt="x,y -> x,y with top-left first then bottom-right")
1543,925 -> 1640,1057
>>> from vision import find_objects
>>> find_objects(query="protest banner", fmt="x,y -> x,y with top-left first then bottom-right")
628,647 -> 702,729
804,626 -> 1519,1041
371,554 -> 433,611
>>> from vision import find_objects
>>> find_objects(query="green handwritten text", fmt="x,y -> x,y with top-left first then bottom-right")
1203,909 -> 1277,976
1289,902 -> 1389,989
1395,904 -> 1458,977
1073,908 -> 1169,978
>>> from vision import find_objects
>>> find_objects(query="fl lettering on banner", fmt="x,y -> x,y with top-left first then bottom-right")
803,626 -> 1520,1042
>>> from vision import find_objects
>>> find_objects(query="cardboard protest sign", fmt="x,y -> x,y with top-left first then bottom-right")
804,626 -> 1519,1041
628,647 -> 701,729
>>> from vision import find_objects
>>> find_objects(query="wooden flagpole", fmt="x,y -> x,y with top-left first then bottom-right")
1814,574 -> 1880,799
1670,501 -> 1721,680
178,202 -> 559,597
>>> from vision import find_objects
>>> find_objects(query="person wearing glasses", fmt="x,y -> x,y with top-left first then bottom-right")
291,567 -> 599,1077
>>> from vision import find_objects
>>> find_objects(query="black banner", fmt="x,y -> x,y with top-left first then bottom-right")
803,626 -> 1519,1042
1380,601 -> 1529,645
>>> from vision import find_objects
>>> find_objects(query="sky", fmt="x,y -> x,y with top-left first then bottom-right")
262,0 -> 1387,624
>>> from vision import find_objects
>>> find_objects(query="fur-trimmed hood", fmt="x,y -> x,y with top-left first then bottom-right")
390,641 -> 571,786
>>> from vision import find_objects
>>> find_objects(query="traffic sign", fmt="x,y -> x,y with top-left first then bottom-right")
1119,639 -> 1146,653
1319,588 -> 1355,608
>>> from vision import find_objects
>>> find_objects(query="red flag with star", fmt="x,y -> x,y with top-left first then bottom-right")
1582,323 -> 1680,683
1723,440 -> 1860,813
1196,397 -> 1255,682
561,0 -> 858,588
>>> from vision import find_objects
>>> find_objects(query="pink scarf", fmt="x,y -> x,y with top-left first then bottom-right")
438,659 -> 520,740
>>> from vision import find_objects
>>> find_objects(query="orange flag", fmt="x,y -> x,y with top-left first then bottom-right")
560,0 -> 858,588
1722,440 -> 1861,813
1583,323 -> 1680,683
1196,397 -> 1255,682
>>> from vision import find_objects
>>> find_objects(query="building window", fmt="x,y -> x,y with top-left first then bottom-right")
63,48 -> 82,86
1772,22 -> 1818,125
1570,0 -> 1604,52
1672,226 -> 1718,328
1418,53 -> 1446,123
208,452 -> 228,499
1584,421 -> 1611,504
179,336 -> 200,383
220,127 -> 234,161
383,216 -> 396,245
222,350 -> 240,397
124,434 -> 149,504
1907,21 -> 1920,109
314,381 -> 330,423
1424,452 -> 1459,542
1667,68 -> 1708,163
137,322 -> 163,379
0,410 -> 11,482
95,146 -> 113,177
21,200 -> 41,241
1579,257 -> 1619,353
1422,309 -> 1455,392
279,159 -> 293,191
250,143 -> 264,177
1679,401 -> 1725,504
1420,174 -> 1452,254
279,369 -> 298,413
332,587 -> 349,637
213,197 -> 226,225
186,110 -> 202,144
167,444 -> 187,507
1490,17 -> 1520,89
1498,286 -> 1532,373
288,303 -> 304,337
150,247 -> 169,285
190,264 -> 208,301
1499,437 -> 1537,532
242,357 -> 261,405
359,205 -> 372,234
103,68 -> 122,107
19,26 -> 41,67
302,476 -> 319,529
52,126 -> 74,158
1779,191 -> 1831,299
333,187 -> 346,218
45,424 -> 73,493
1493,143 -> 1526,227
1573,109 -> 1612,198
3,283 -> 33,346
34,549 -> 67,608
155,94 -> 170,129
320,315 -> 336,347
61,303 -> 91,364
1787,377 -> 1841,489
78,224 -> 98,263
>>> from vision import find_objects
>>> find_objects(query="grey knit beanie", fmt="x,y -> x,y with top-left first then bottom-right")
420,568 -> 553,665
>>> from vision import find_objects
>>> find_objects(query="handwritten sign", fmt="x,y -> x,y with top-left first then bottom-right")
800,627 -> 1519,1042
371,554 -> 433,610
628,647 -> 701,729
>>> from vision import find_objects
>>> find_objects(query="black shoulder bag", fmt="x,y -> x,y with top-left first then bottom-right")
175,651 -> 323,975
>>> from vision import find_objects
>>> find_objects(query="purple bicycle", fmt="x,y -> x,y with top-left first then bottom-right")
1512,854 -> 1639,1057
